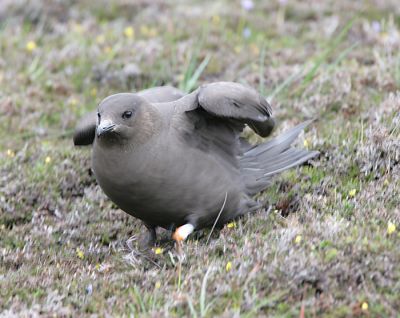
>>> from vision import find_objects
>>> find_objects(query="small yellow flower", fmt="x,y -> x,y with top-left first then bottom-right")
124,26 -> 135,39
26,41 -> 37,52
96,34 -> 105,44
154,247 -> 164,255
90,88 -> 97,97
72,23 -> 84,33
103,46 -> 112,54
45,156 -> 51,164
155,281 -> 161,289
225,261 -> 232,272
250,43 -> 260,56
380,32 -> 389,41
348,189 -> 356,198
212,15 -> 221,25
234,46 -> 242,54
6,149 -> 15,157
140,25 -> 149,36
177,74 -> 184,82
294,235 -> 302,244
95,263 -> 101,270
69,98 -> 78,106
303,139 -> 309,148
76,248 -> 84,259
383,179 -> 389,187
387,221 -> 396,235
361,302 -> 368,311
146,27 -> 158,37
227,222 -> 236,229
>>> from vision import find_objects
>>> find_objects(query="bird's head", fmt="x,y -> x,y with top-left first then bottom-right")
96,93 -> 151,144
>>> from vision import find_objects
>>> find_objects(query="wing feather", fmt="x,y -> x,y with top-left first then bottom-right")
176,82 -> 275,167
197,82 -> 272,123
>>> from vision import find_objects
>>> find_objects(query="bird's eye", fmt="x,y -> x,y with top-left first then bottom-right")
97,112 -> 101,121
122,111 -> 133,119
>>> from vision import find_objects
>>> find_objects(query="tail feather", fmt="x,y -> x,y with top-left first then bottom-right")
240,120 -> 318,195
261,150 -> 319,178
243,148 -> 299,168
243,120 -> 312,159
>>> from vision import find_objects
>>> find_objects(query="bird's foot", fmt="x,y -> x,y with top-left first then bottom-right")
172,224 -> 194,242
172,224 -> 194,255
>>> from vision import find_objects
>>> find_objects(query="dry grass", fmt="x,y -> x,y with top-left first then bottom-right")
1,0 -> 400,316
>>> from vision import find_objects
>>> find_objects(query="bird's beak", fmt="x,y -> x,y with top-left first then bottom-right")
97,120 -> 116,137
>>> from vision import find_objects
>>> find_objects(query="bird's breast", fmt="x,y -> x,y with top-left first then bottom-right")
91,137 -> 243,228
91,139 -> 189,224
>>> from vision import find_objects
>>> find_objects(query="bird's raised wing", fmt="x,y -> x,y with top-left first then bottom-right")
198,82 -> 271,121
178,82 -> 275,137
174,82 -> 316,197
173,82 -> 275,167
73,86 -> 184,146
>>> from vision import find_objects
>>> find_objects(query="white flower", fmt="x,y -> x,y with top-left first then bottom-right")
371,21 -> 381,33
243,27 -> 252,39
241,0 -> 254,11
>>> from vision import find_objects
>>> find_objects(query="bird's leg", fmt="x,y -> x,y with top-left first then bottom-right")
138,223 -> 157,251
172,223 -> 195,255
172,224 -> 195,242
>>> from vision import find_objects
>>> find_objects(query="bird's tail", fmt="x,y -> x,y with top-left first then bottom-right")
240,120 -> 319,195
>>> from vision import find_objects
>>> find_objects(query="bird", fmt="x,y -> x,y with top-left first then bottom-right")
73,82 -> 318,248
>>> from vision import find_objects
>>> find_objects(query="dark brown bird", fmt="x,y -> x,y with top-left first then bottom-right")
74,82 -> 318,247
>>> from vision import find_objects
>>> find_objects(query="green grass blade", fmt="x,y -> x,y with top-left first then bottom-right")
259,43 -> 267,96
267,65 -> 305,101
200,266 -> 212,317
327,41 -> 359,71
184,54 -> 211,93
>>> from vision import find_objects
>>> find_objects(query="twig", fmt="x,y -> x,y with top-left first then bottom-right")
206,192 -> 227,245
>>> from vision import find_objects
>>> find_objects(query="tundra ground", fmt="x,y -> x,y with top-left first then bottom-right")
1,0 -> 399,316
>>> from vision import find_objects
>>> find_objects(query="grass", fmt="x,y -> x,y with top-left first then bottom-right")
179,53 -> 211,93
1,0 -> 400,316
